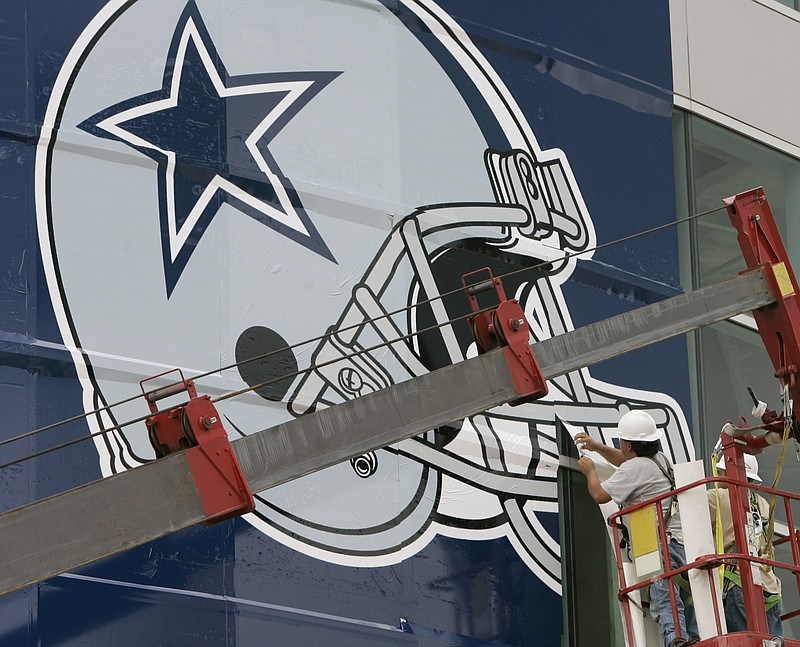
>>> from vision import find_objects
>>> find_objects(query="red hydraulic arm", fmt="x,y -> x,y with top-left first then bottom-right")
725,187 -> 800,443
719,188 -> 800,638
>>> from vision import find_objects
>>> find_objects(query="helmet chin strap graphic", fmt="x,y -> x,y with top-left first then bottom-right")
484,148 -> 591,250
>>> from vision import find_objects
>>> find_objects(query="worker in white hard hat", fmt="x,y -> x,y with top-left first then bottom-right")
708,453 -> 783,637
575,410 -> 699,647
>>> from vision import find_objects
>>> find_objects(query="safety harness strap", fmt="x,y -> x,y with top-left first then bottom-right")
674,574 -> 693,608
711,453 -> 726,590
645,453 -> 676,529
723,569 -> 782,611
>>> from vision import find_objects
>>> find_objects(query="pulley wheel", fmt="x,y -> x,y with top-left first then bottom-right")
470,317 -> 488,353
492,310 -> 508,346
148,425 -> 168,458
181,408 -> 198,449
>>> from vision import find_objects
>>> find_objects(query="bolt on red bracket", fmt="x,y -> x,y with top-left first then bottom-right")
462,268 -> 548,405
140,369 -> 255,525
725,188 -> 800,442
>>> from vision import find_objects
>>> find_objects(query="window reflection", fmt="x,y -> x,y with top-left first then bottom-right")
689,118 -> 800,287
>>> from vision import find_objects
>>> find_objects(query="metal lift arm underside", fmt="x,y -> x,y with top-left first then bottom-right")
0,268 -> 774,597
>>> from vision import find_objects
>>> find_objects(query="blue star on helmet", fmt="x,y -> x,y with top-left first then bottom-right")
79,1 -> 339,297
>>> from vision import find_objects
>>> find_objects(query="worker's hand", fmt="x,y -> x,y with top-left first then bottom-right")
578,455 -> 595,476
573,432 -> 602,453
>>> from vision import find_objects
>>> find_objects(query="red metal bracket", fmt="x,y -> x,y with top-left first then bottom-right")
462,268 -> 548,405
141,370 -> 255,525
725,188 -> 800,412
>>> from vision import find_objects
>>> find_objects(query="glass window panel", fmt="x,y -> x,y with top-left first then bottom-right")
689,118 -> 800,287
696,321 -> 785,460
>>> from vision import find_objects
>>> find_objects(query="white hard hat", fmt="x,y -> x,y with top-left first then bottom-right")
716,453 -> 762,483
616,410 -> 661,442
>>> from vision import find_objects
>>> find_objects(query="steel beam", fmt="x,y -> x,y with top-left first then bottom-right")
0,268 -> 775,596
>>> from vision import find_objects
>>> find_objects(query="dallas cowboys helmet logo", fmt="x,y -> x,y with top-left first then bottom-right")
37,0 -> 694,596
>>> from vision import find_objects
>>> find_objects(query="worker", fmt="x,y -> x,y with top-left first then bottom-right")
708,454 -> 783,637
575,410 -> 698,647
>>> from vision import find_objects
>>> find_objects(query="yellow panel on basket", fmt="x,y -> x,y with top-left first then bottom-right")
629,505 -> 659,558
773,262 -> 795,298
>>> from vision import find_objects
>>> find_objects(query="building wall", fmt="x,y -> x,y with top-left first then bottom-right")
671,0 -> 800,156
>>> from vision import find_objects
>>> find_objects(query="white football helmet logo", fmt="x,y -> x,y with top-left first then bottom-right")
37,0 -> 693,594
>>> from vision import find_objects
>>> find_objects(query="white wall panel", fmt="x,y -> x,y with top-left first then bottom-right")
671,0 -> 800,154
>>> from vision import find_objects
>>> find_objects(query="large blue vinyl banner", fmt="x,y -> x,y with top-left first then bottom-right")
0,1 -> 684,645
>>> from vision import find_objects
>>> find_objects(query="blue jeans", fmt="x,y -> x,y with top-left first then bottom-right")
723,583 -> 783,637
649,539 -> 698,646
